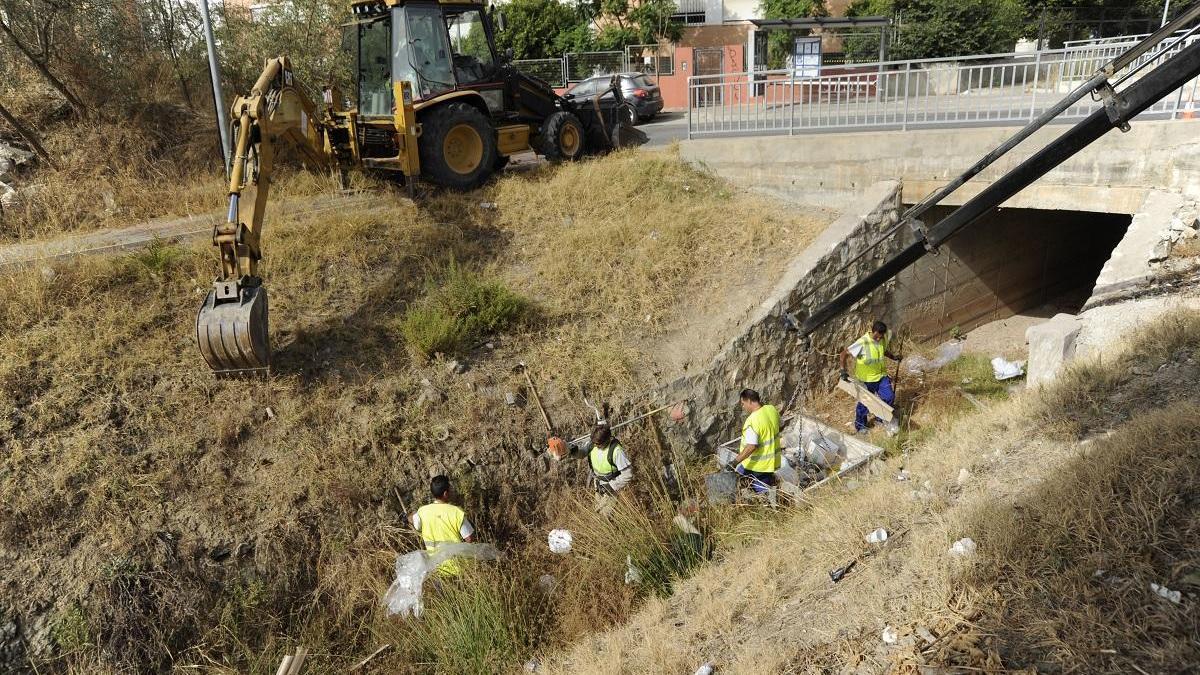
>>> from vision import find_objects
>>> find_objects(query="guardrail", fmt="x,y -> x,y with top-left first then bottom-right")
687,36 -> 1200,139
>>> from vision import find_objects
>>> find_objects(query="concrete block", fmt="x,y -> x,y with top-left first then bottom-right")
1089,190 -> 1185,304
1025,313 -> 1082,388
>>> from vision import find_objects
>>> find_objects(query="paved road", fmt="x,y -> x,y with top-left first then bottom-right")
638,111 -> 690,147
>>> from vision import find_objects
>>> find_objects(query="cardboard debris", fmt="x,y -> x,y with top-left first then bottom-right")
835,378 -> 895,422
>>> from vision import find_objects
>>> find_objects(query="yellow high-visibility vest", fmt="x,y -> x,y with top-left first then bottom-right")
416,501 -> 467,576
589,442 -> 625,481
852,332 -> 889,383
740,404 -> 781,473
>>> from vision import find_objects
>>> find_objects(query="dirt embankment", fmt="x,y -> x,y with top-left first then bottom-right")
0,151 -> 832,672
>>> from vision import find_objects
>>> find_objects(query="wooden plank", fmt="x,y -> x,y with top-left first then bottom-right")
835,378 -> 894,422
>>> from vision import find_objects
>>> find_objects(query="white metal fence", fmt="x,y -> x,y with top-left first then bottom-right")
512,58 -> 568,87
514,47 -> 675,87
687,36 -> 1200,139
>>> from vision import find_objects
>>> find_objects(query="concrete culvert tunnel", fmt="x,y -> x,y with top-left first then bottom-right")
894,205 -> 1132,340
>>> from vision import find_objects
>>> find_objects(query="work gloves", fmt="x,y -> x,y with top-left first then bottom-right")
840,368 -> 850,382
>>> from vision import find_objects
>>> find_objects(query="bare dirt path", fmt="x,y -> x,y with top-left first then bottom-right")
0,192 -> 373,270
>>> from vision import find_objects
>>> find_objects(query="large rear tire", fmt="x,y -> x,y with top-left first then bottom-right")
538,111 -> 585,163
418,102 -> 498,190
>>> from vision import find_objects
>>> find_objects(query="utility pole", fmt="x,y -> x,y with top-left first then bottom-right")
198,0 -> 231,177
1163,0 -> 1172,28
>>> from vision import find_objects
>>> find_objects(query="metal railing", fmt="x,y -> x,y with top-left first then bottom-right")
565,51 -> 625,82
688,36 -> 1200,139
625,43 -> 675,76
514,47 -> 676,86
512,58 -> 567,87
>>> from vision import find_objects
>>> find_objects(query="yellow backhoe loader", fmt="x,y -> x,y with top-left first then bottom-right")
196,0 -> 640,375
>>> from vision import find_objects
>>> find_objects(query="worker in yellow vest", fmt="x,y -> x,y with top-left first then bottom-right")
730,388 -> 781,494
410,475 -> 475,576
589,423 -> 633,496
839,320 -> 901,432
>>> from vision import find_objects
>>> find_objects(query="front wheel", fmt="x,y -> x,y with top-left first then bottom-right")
418,102 -> 498,190
538,111 -> 585,163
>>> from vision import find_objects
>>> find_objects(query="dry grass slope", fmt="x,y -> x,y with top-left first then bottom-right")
545,309 -> 1200,674
0,150 -> 829,673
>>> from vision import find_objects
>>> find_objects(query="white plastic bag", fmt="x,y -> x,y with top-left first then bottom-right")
548,529 -> 573,555
991,357 -> 1024,381
904,340 -> 964,375
948,537 -> 977,558
382,543 -> 500,617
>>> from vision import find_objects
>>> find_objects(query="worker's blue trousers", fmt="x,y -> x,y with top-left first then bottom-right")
735,465 -> 776,494
855,376 -> 895,431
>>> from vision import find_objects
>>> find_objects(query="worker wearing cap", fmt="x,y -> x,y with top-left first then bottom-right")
839,320 -> 901,432
411,475 -> 475,576
589,423 -> 633,495
730,388 -> 781,494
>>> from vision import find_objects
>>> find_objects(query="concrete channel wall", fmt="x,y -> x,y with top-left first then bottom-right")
660,181 -> 906,450
680,120 -> 1200,214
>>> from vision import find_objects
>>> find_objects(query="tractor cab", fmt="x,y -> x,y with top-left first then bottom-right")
351,0 -> 502,116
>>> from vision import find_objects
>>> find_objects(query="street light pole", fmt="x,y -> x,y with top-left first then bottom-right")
1163,0 -> 1172,28
198,0 -> 232,177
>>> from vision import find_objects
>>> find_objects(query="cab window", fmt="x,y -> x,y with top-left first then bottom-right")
393,4 -> 456,99
445,8 -> 496,86
358,17 -> 392,116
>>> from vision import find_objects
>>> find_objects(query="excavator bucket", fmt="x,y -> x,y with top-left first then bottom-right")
196,283 -> 270,374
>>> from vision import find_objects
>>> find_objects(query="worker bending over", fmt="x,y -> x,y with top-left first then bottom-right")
411,475 -> 475,576
589,423 -> 633,495
839,320 -> 901,432
731,388 -> 781,494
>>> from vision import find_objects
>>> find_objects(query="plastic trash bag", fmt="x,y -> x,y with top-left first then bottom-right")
991,357 -> 1025,381
904,340 -> 964,375
382,543 -> 500,617
548,529 -> 573,555
865,527 -> 888,544
948,537 -> 977,557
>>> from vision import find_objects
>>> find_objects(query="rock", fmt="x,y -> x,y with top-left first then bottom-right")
0,142 -> 33,168
956,467 -> 971,486
1169,217 -> 1187,232
0,184 -> 17,209
446,359 -> 467,374
1025,313 -> 1082,388
415,387 -> 446,408
1182,227 -> 1198,240
1150,238 -> 1172,262
39,267 -> 55,284
504,392 -> 517,406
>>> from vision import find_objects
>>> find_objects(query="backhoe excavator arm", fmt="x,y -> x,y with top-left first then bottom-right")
197,57 -> 335,374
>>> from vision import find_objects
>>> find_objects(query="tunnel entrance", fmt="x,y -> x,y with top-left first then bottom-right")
893,205 -> 1131,340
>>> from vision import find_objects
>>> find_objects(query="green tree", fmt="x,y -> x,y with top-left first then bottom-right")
494,0 -> 589,58
1021,0 -> 1167,46
845,0 -> 1024,61
758,0 -> 827,68
578,0 -> 682,49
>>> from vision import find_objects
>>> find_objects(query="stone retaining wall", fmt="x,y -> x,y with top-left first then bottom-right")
658,180 -> 906,450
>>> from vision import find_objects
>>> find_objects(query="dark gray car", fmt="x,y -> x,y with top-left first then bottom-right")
566,72 -> 664,125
